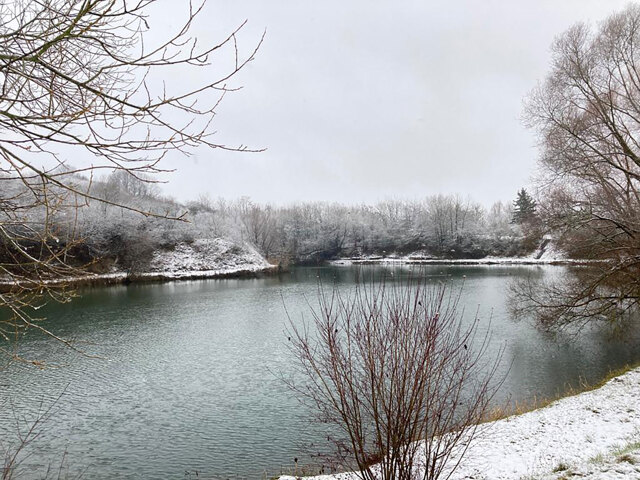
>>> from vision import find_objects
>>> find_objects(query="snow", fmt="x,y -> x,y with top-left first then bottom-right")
538,451 -> 640,480
329,255 -> 581,266
280,367 -> 640,480
144,238 -> 273,278
0,238 -> 276,286
529,236 -> 567,261
329,240 -> 580,266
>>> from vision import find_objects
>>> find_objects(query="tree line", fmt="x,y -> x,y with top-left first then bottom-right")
197,194 -> 535,264
2,167 -> 539,276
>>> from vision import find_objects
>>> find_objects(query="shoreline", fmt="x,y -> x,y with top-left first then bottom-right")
1,257 -> 588,290
0,257 -> 588,291
329,256 -> 592,266
0,264 -> 280,290
280,366 -> 640,480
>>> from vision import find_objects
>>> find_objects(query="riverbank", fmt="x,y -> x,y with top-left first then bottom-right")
329,252 -> 591,266
33,263 -> 279,288
0,238 -> 279,289
330,256 -> 584,266
327,239 -> 596,266
280,366 -> 640,480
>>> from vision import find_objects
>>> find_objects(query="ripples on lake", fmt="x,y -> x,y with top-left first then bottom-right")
1,265 -> 639,479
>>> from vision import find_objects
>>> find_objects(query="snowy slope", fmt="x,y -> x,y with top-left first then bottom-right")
144,238 -> 273,279
0,238 -> 276,286
528,236 -> 567,261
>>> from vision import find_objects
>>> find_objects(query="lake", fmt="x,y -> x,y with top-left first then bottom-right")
1,265 -> 639,479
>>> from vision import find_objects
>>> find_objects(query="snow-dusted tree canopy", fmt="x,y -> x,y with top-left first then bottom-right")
64,186 -> 527,270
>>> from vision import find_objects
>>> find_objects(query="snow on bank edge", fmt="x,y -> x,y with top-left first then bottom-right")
145,238 -> 273,278
0,238 -> 277,286
280,367 -> 640,480
329,238 -> 581,266
329,256 -> 578,266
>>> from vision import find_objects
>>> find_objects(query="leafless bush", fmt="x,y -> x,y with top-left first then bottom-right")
286,277 -> 503,480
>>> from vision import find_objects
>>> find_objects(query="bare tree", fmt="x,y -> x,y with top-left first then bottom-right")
286,278 -> 502,480
1,393 -> 78,480
0,0 -> 262,360
236,198 -> 277,258
519,4 -> 640,329
105,170 -> 160,200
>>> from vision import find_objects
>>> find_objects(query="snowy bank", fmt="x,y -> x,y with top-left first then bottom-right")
143,238 -> 274,279
280,367 -> 640,480
328,237 -> 592,266
329,255 -> 586,266
329,246 -> 587,266
0,238 -> 277,287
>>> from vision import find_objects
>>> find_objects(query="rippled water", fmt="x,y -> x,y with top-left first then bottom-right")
1,265 -> 639,479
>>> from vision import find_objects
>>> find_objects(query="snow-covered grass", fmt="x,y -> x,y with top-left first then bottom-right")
144,238 -> 273,279
280,367 -> 640,480
537,441 -> 640,479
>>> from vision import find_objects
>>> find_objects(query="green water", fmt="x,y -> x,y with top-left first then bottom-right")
1,265 -> 638,479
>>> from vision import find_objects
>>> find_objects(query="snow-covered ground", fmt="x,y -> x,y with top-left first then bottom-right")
280,367 -> 640,480
143,238 -> 274,279
329,257 -> 574,266
330,254 -> 581,266
0,238 -> 276,287
329,239 -> 583,266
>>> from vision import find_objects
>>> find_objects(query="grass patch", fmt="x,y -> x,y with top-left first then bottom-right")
552,462 -> 569,472
586,437 -> 640,468
613,438 -> 640,457
616,453 -> 638,464
589,452 -> 606,464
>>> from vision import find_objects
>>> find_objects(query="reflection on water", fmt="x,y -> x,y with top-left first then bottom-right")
0,265 -> 638,479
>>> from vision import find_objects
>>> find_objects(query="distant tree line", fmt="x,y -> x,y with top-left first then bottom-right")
1,171 -> 541,276
210,195 -> 535,264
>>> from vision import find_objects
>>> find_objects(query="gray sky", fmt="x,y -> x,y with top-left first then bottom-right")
154,0 -> 630,206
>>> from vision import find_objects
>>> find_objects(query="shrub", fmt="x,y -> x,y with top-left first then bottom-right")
287,276 -> 503,480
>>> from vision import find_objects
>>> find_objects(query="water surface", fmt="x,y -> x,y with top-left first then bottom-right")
1,265 -> 639,479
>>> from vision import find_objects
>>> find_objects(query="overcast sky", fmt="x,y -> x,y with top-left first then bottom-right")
153,1 -> 630,207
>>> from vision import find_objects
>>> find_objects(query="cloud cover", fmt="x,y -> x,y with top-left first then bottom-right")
151,0 -> 631,206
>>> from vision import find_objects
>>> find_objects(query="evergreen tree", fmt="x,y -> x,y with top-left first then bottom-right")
511,188 -> 537,224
